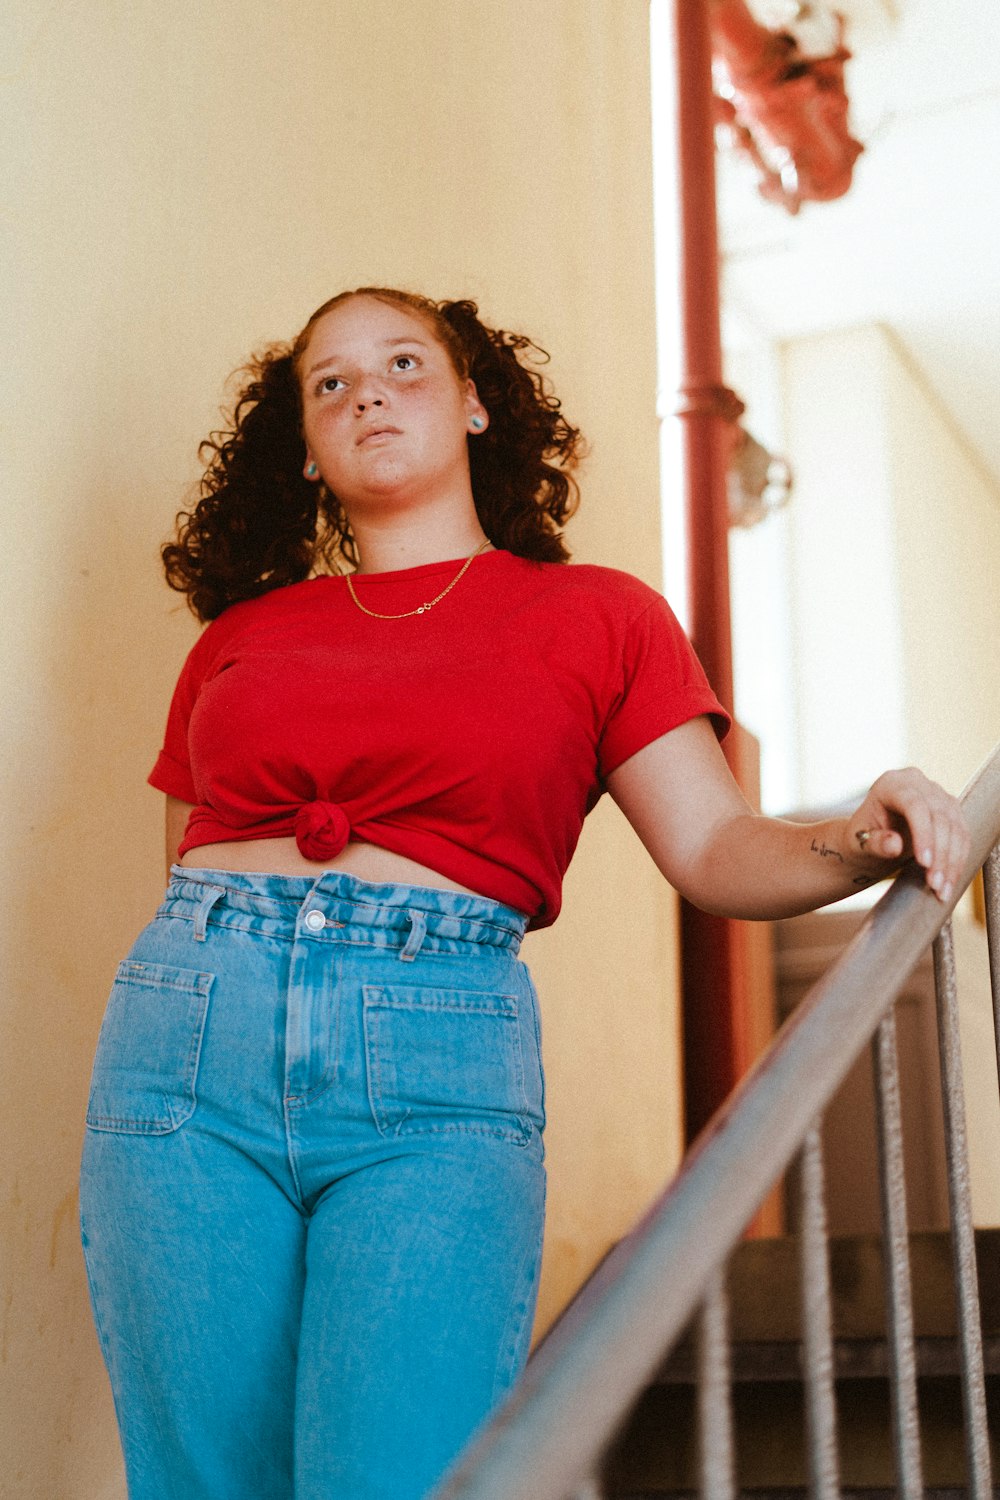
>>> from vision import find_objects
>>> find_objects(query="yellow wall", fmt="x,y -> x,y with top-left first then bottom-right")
1,4 -> 681,1493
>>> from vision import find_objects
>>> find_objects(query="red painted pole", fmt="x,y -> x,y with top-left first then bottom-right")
662,0 -> 754,1140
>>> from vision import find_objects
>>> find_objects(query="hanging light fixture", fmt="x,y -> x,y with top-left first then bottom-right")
727,426 -> 794,528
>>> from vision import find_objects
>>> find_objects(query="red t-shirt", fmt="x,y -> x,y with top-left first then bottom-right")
149,548 -> 729,929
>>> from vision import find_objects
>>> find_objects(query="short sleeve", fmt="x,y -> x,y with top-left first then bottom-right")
597,593 -> 731,781
147,624 -> 218,805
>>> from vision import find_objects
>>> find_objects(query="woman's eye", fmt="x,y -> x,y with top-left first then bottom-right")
318,375 -> 345,394
393,354 -> 418,371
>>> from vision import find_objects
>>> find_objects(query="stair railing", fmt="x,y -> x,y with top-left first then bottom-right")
433,742 -> 1000,1500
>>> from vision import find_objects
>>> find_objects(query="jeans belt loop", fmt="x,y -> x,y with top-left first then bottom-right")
399,910 -> 427,962
193,886 -> 227,942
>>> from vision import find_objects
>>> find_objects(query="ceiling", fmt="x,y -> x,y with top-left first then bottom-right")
716,0 -> 1000,490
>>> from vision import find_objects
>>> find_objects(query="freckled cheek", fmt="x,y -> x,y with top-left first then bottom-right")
304,410 -> 353,460
399,385 -> 466,432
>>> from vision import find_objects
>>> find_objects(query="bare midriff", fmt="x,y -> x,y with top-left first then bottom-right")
179,836 -> 496,902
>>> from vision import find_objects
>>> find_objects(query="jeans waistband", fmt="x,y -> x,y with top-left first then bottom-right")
160,865 -> 528,954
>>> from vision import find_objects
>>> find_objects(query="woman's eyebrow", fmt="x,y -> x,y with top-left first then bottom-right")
306,338 -> 431,378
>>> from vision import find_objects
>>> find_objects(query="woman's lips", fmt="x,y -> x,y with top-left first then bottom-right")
357,426 -> 402,446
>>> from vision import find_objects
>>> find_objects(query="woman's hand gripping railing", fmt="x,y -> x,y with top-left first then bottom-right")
432,741 -> 1000,1500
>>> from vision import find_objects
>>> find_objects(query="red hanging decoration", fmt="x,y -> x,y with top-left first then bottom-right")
709,0 -> 864,214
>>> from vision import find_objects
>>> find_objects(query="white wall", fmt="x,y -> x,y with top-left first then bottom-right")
779,326 -> 910,807
884,328 -> 1000,790
725,332 -> 801,814
768,322 -> 1000,808
733,320 -> 1000,1218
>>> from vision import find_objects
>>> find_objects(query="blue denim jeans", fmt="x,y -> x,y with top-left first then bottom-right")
79,867 -> 546,1500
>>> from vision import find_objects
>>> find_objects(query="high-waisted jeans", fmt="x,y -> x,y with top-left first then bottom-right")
78,867 -> 547,1500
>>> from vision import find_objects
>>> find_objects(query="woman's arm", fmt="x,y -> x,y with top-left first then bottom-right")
165,795 -> 195,885
605,717 -> 971,921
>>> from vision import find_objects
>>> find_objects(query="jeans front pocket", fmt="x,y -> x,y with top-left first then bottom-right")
85,959 -> 214,1135
363,984 -> 531,1146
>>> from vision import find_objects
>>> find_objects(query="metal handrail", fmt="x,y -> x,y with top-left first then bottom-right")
435,742 -> 1000,1500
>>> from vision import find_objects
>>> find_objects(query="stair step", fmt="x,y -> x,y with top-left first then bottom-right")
612,1491 -> 985,1499
717,1229 -> 1000,1344
602,1376 -> 1000,1492
600,1231 -> 1000,1494
656,1333 -> 1000,1383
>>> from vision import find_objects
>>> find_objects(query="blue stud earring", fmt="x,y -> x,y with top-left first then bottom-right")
470,416 -> 485,431
306,462 -> 318,478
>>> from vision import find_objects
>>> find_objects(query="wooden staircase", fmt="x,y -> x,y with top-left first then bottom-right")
602,1230 -> 1000,1494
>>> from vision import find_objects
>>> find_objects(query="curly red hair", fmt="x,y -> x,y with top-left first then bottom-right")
163,288 -> 585,621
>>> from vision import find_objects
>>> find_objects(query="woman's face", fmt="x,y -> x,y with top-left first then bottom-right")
298,295 -> 487,515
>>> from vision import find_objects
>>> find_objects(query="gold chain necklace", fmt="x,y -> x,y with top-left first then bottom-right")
345,539 -> 493,619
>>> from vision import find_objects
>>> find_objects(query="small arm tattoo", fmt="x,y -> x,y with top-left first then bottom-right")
810,837 -> 844,864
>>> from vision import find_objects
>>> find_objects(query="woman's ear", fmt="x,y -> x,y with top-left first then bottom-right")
464,380 -> 489,435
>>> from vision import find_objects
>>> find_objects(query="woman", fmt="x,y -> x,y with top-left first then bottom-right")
79,287 -> 969,1500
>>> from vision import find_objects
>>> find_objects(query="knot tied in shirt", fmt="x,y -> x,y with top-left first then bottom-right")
294,800 -> 351,861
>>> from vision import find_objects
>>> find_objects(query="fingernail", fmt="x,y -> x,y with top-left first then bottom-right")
930,870 -> 943,891
941,882 -> 952,903
922,848 -> 932,865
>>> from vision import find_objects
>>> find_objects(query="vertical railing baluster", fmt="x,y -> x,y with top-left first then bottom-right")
798,1122 -> 840,1500
982,843 -> 1000,1104
933,920 -> 993,1498
871,1008 -> 924,1498
696,1264 -> 736,1500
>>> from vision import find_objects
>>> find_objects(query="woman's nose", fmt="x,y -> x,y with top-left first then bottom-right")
353,373 -> 385,414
